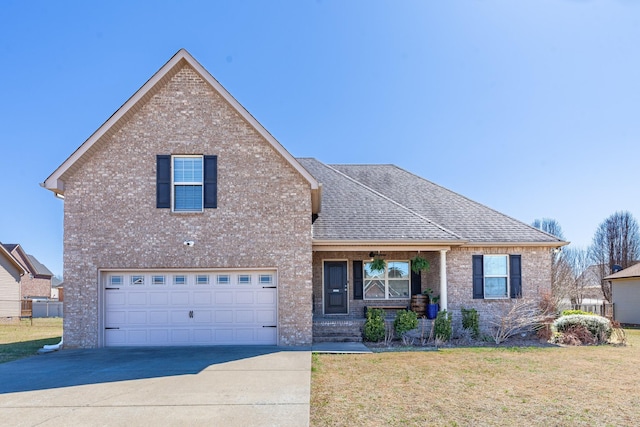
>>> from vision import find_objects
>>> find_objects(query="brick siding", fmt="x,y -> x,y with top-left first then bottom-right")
62,64 -> 312,347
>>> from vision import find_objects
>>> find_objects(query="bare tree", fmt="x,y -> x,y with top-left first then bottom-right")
562,247 -> 591,305
588,211 -> 640,302
532,218 -> 568,305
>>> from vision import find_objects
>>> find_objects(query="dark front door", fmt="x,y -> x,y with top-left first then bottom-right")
324,261 -> 348,314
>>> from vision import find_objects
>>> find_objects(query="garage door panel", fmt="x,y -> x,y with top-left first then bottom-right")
128,292 -> 147,305
170,292 -> 190,305
215,310 -> 233,323
128,311 -> 147,324
215,291 -> 233,305
104,270 -> 277,346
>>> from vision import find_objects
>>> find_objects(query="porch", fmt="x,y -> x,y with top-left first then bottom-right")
312,314 -> 435,343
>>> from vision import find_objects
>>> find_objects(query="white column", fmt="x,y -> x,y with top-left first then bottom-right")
440,249 -> 448,311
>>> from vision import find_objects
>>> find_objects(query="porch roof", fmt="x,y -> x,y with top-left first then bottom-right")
299,158 -> 566,246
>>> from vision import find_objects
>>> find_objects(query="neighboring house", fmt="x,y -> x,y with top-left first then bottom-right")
43,49 -> 565,348
605,264 -> 640,325
0,244 -> 26,318
2,244 -> 54,300
51,277 -> 63,300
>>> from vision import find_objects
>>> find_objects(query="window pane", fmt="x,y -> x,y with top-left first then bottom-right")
110,276 -> 123,286
130,275 -> 144,285
388,262 -> 409,279
174,185 -> 203,211
364,279 -> 385,299
217,275 -> 230,285
173,275 -> 186,285
485,277 -> 508,298
196,275 -> 209,285
238,275 -> 251,285
484,255 -> 507,276
388,280 -> 410,298
152,275 -> 165,285
174,157 -> 203,183
259,274 -> 273,284
364,263 -> 384,279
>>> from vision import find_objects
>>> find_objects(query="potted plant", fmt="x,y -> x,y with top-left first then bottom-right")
410,255 -> 430,274
427,294 -> 440,319
369,257 -> 386,272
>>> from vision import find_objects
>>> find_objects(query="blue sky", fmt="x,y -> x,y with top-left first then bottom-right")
1,1 -> 639,277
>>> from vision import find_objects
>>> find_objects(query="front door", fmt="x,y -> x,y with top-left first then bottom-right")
324,261 -> 348,314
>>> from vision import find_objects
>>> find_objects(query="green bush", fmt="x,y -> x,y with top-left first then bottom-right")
393,310 -> 418,336
561,309 -> 595,316
461,307 -> 480,339
363,308 -> 386,342
434,309 -> 452,342
551,314 -> 612,344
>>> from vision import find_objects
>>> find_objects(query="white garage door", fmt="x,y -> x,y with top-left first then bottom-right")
103,270 -> 277,346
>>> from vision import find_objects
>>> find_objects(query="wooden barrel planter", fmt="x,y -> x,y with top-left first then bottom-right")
410,294 -> 427,316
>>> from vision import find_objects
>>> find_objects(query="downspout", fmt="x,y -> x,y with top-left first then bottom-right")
440,249 -> 448,311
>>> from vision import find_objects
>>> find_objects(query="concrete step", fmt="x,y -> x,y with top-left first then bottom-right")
313,335 -> 363,343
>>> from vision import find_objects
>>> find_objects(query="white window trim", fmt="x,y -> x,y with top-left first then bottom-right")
363,260 -> 411,300
171,154 -> 204,213
483,254 -> 510,299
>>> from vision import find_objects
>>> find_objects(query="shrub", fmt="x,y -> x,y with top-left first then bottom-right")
393,310 -> 418,337
561,309 -> 595,316
487,298 -> 545,344
363,308 -> 386,342
434,309 -> 452,342
551,314 -> 612,345
461,307 -> 480,339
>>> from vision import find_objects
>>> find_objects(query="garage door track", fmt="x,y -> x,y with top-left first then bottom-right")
0,346 -> 311,426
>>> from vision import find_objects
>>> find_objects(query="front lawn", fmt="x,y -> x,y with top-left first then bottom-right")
311,329 -> 640,426
0,318 -> 63,364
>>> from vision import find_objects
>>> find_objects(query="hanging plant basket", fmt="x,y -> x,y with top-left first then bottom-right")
410,256 -> 430,274
369,258 -> 386,272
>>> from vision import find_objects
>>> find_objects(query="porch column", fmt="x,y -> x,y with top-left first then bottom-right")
440,249 -> 448,311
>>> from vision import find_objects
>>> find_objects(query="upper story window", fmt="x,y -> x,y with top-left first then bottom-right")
173,156 -> 203,212
156,155 -> 217,211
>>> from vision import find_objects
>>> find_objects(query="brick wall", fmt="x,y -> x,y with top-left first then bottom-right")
62,64 -> 313,347
313,246 -> 552,332
8,249 -> 51,299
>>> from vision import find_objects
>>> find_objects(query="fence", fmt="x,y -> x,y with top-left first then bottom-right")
32,301 -> 64,318
570,303 -> 614,319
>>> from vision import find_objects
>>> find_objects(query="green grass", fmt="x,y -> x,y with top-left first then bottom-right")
0,318 -> 63,364
311,329 -> 640,426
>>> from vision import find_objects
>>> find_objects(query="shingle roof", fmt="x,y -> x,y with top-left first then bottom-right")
605,263 -> 640,280
299,159 -> 564,245
26,254 -> 53,277
298,159 -> 462,242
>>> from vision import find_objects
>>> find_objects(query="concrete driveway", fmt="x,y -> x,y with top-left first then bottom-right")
0,346 -> 311,427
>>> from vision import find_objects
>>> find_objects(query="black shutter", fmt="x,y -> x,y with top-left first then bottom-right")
510,255 -> 522,298
353,260 -> 363,300
156,155 -> 171,209
411,262 -> 422,295
472,255 -> 484,299
203,155 -> 217,209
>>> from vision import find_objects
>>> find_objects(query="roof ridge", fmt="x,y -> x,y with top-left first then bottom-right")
321,162 -> 464,240
387,164 -> 566,244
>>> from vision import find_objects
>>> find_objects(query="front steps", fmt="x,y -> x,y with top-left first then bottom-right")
312,318 -> 365,343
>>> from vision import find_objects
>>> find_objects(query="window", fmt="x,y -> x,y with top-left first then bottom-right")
173,275 -> 186,285
363,261 -> 410,300
473,254 -> 522,299
110,276 -> 123,286
157,155 -> 217,210
130,275 -> 144,286
259,274 -> 273,285
484,255 -> 508,298
152,275 -> 166,286
173,156 -> 203,212
238,275 -> 251,285
217,275 -> 230,285
196,275 -> 210,285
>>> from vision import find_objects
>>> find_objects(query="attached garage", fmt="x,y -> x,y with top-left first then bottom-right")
102,270 -> 278,346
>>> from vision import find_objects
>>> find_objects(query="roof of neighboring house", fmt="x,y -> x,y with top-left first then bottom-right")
26,254 -> 54,277
0,242 -> 27,276
299,159 -> 566,246
42,48 -> 321,213
52,277 -> 63,287
605,263 -> 640,280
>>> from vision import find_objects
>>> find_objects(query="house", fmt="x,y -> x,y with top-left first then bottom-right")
43,49 -> 565,348
605,264 -> 640,325
0,244 -> 26,318
2,244 -> 54,300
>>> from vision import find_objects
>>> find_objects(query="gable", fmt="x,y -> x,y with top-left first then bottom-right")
43,49 -> 320,213
0,245 -> 25,279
